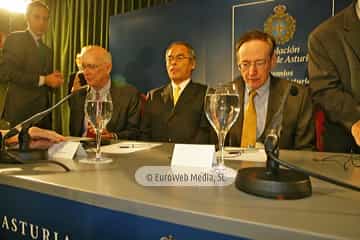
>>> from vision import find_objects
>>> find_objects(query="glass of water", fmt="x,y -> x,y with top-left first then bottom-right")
83,90 -> 113,163
205,82 -> 240,170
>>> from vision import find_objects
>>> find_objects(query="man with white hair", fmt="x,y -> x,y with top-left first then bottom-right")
68,45 -> 141,140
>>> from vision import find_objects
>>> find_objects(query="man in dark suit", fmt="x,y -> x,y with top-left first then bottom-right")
68,46 -> 141,140
140,41 -> 210,144
228,30 -> 313,150
308,0 -> 360,153
0,1 -> 63,129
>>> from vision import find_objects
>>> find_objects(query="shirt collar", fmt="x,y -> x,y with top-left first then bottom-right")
90,79 -> 111,96
27,28 -> 42,46
171,78 -> 191,91
245,76 -> 270,97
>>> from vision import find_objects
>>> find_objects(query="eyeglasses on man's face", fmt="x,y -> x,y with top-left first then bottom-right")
238,59 -> 268,71
81,63 -> 104,70
166,54 -> 192,62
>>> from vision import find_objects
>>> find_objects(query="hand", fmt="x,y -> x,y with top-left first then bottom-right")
351,120 -> 360,146
45,71 -> 64,88
101,128 -> 116,140
71,72 -> 82,93
28,127 -> 65,149
3,127 -> 65,149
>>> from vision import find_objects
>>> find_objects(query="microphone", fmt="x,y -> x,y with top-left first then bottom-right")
3,85 -> 89,141
235,84 -> 313,200
0,85 -> 89,166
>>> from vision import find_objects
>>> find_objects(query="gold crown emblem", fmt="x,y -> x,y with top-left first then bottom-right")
273,5 -> 287,15
264,4 -> 296,45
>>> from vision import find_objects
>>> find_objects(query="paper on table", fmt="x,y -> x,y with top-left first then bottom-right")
219,147 -> 267,162
100,141 -> 162,154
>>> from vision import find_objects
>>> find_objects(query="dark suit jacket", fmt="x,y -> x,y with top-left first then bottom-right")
139,81 -> 210,144
228,76 -> 314,150
308,2 -> 360,152
68,72 -> 87,95
0,30 -> 53,129
69,82 -> 141,139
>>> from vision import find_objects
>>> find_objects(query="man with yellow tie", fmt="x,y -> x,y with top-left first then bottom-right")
228,30 -> 314,150
139,41 -> 210,143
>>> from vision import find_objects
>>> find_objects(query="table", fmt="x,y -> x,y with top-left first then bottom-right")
0,144 -> 359,240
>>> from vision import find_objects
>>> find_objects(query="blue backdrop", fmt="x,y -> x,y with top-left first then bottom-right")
109,0 -> 351,93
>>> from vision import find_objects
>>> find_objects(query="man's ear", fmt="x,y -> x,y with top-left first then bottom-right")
191,59 -> 196,70
270,53 -> 277,69
107,63 -> 112,74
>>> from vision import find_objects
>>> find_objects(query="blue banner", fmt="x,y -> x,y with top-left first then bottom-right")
110,0 -> 351,93
0,184 -> 247,239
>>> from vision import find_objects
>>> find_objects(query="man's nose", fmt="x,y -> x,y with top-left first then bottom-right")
248,64 -> 258,74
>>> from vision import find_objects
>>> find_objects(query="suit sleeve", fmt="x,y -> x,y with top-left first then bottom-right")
308,32 -> 360,131
138,92 -> 152,141
68,73 -> 76,95
0,34 -> 43,88
115,89 -> 141,140
191,107 -> 211,144
190,88 -> 211,144
293,87 -> 314,150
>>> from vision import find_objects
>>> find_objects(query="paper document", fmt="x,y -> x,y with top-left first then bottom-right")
219,147 -> 267,162
100,141 -> 162,154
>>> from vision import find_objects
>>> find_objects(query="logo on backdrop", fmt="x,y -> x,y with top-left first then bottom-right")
264,4 -> 296,45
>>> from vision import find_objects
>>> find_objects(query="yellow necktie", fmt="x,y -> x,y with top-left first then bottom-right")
173,86 -> 181,106
241,90 -> 257,148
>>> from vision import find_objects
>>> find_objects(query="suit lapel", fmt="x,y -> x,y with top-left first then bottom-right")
343,3 -> 360,62
168,82 -> 194,120
161,84 -> 175,120
261,77 -> 282,140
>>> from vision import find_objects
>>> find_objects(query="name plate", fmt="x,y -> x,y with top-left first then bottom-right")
171,144 -> 215,168
48,141 -> 87,160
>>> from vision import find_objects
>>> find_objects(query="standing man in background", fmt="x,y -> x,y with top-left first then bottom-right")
140,41 -> 210,144
0,0 -> 63,129
308,0 -> 360,152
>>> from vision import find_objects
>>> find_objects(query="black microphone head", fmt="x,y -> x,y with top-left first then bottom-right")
290,85 -> 298,96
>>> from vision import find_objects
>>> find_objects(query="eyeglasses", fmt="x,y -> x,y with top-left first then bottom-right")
81,63 -> 104,70
238,59 -> 267,71
166,54 -> 192,62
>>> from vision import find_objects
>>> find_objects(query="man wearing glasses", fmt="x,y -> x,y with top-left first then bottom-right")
68,46 -> 141,140
139,41 -> 210,143
228,30 -> 313,150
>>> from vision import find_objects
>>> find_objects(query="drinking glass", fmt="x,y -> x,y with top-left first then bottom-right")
205,82 -> 240,171
82,90 -> 113,163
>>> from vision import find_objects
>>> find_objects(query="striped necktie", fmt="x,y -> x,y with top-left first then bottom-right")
241,90 -> 257,148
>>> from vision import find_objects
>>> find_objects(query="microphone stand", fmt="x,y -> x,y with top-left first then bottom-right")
0,85 -> 88,165
235,129 -> 312,199
235,84 -> 312,199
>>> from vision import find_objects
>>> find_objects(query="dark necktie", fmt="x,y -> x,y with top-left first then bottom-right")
38,39 -> 47,73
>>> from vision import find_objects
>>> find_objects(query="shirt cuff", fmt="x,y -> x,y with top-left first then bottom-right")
39,76 -> 46,86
